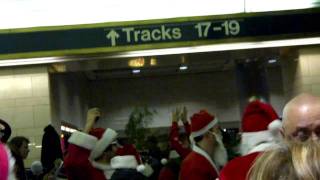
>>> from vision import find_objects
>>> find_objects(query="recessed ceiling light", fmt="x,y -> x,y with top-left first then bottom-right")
179,66 -> 188,70
268,59 -> 277,63
132,69 -> 141,74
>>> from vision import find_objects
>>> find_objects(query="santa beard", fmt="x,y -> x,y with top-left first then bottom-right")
212,133 -> 228,168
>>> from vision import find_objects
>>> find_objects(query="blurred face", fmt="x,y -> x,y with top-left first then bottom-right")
207,126 -> 228,167
19,141 -> 29,159
283,103 -> 320,141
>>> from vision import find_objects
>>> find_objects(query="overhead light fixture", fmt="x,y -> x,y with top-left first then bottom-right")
132,69 -> 141,74
128,57 -> 145,67
268,59 -> 277,63
150,57 -> 157,66
179,65 -> 188,70
110,37 -> 320,58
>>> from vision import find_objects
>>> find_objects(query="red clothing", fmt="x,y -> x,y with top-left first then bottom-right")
180,151 -> 218,180
64,131 -> 107,180
219,152 -> 261,180
64,144 -> 106,180
170,122 -> 191,159
158,167 -> 176,180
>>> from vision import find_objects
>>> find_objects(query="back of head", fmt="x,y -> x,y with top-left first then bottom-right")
248,140 -> 320,180
0,119 -> 11,143
31,161 -> 43,175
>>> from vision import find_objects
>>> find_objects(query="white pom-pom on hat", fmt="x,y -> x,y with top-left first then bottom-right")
136,164 -> 146,173
268,119 -> 282,135
161,158 -> 168,165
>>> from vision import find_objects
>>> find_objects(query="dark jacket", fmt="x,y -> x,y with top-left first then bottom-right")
41,125 -> 63,173
111,169 -> 146,180
12,151 -> 27,180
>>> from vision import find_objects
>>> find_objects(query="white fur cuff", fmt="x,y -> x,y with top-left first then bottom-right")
68,131 -> 98,150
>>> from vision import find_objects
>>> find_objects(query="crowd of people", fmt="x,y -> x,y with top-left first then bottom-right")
1,93 -> 320,180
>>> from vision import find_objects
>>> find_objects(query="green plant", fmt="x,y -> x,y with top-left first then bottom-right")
125,106 -> 156,149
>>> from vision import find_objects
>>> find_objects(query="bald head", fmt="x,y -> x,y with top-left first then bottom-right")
283,93 -> 320,141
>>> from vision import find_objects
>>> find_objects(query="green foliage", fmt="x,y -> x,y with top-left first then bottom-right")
125,106 -> 156,149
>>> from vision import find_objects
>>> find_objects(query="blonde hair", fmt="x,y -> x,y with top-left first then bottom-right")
248,140 -> 320,180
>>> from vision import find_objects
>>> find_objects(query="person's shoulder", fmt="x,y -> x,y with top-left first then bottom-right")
220,152 -> 261,180
182,152 -> 212,169
223,152 -> 260,169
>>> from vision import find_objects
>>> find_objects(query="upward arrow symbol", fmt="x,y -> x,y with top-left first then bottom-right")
106,30 -> 120,46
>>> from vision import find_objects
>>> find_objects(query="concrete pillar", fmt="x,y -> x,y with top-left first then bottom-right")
0,65 -> 53,167
281,46 -> 320,101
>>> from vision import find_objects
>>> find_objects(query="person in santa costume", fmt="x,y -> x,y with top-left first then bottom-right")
64,108 -> 118,180
170,106 -> 191,160
179,110 -> 228,180
158,150 -> 181,180
219,99 -> 282,180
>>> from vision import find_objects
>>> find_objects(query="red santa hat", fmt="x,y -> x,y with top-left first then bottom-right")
240,100 -> 282,154
68,127 -> 118,160
190,110 -> 218,139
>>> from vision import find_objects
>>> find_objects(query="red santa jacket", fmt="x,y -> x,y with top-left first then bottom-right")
158,167 -> 176,180
64,131 -> 107,180
179,145 -> 219,180
170,122 -> 191,159
219,152 -> 261,180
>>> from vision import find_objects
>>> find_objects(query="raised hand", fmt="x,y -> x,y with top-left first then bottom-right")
84,107 -> 101,133
172,108 -> 180,123
181,106 -> 188,123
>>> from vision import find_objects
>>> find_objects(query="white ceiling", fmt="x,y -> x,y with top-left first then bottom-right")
0,0 -> 318,29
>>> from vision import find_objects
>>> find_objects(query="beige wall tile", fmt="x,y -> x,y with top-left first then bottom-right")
12,76 -> 33,98
296,58 -> 310,77
16,127 -> 44,137
312,84 -> 320,96
0,107 -> 14,125
13,106 -> 34,128
307,57 -> 320,76
34,105 -> 51,128
13,66 -> 48,76
32,75 -> 49,97
0,78 -> 15,99
15,97 -> 50,106
0,99 -> 15,108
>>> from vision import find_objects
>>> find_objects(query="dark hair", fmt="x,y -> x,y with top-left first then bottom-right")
194,135 -> 204,143
0,119 -> 11,143
9,136 -> 29,154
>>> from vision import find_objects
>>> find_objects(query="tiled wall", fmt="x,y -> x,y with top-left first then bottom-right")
282,46 -> 320,100
0,66 -> 51,167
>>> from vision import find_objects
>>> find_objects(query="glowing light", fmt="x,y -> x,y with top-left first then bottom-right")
132,69 -> 141,74
179,66 -> 188,70
128,57 -> 145,67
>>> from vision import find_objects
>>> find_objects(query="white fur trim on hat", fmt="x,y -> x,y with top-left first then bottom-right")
89,128 -> 118,160
190,118 -> 219,139
140,163 -> 154,177
268,119 -> 282,135
111,155 -> 138,169
169,150 -> 180,159
68,131 -> 98,150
